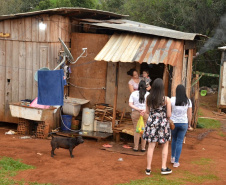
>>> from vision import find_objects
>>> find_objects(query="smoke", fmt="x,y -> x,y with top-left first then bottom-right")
199,14 -> 226,55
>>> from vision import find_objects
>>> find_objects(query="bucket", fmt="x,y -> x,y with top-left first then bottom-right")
34,67 -> 50,81
61,115 -> 72,131
81,108 -> 95,131
200,90 -> 207,96
71,119 -> 79,130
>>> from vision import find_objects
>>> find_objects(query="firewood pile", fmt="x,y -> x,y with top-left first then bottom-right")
94,104 -> 129,124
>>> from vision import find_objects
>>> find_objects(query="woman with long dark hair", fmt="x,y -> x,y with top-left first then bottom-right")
170,84 -> 192,168
127,68 -> 141,93
129,80 -> 149,152
143,78 -> 172,175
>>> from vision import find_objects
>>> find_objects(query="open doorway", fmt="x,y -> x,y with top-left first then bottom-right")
140,63 -> 165,85
140,63 -> 173,97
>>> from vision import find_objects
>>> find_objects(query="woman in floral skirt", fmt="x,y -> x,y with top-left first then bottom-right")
143,78 -> 172,175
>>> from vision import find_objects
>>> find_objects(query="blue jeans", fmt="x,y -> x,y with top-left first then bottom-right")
171,123 -> 188,163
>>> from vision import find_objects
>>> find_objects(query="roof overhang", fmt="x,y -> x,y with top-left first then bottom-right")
0,7 -> 128,21
95,33 -> 184,66
82,19 -> 206,41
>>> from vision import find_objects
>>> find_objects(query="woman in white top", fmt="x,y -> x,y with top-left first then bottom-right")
127,68 -> 141,93
170,84 -> 192,168
129,80 -> 149,152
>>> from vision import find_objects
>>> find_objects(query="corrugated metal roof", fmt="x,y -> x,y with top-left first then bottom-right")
95,33 -> 184,66
0,7 -> 128,21
82,19 -> 206,41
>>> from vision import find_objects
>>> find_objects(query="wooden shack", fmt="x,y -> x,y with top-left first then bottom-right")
0,8 -> 125,123
0,8 -> 204,131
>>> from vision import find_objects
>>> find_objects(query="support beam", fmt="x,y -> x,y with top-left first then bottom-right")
186,49 -> 194,98
112,62 -> 119,130
163,65 -> 169,96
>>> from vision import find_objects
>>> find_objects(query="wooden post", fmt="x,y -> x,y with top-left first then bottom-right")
186,49 -> 194,98
181,50 -> 187,86
191,74 -> 200,128
112,62 -> 119,130
163,64 -> 169,96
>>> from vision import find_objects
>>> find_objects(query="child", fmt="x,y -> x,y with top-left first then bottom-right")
141,70 -> 151,91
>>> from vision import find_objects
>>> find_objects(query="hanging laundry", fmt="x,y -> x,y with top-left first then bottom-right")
38,69 -> 64,106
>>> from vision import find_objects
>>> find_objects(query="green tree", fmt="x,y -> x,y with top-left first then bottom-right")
34,0 -> 97,10
35,0 -> 52,10
97,0 -> 125,13
56,0 -> 72,7
70,0 -> 97,8
20,0 -> 41,12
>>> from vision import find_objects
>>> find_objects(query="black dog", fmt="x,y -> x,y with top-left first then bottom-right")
50,135 -> 84,158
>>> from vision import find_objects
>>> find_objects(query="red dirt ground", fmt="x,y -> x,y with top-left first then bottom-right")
0,94 -> 226,185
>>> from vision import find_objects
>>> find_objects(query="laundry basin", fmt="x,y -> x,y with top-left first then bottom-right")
62,97 -> 90,117
9,102 -> 56,121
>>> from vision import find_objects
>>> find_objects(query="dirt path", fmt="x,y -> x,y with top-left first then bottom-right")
0,94 -> 225,185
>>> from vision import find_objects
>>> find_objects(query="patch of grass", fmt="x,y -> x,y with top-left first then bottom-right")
0,156 -> 52,185
219,131 -> 226,137
197,118 -> 221,129
0,156 -> 35,176
118,172 -> 183,185
191,158 -> 213,165
119,158 -> 219,185
119,170 -> 219,185
29,182 -> 53,185
198,109 -> 204,116
181,171 -> 219,183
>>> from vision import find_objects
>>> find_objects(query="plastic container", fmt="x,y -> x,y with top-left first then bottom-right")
61,115 -> 72,131
94,120 -> 113,133
63,97 -> 90,117
200,90 -> 207,96
81,108 -> 95,131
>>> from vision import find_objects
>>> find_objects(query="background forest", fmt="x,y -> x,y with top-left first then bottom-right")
1,0 -> 226,87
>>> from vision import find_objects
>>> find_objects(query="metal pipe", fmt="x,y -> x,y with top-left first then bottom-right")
54,55 -> 66,70
69,48 -> 87,64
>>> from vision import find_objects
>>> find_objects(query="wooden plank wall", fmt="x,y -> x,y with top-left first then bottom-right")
0,15 -> 70,122
106,62 -> 136,112
171,41 -> 184,97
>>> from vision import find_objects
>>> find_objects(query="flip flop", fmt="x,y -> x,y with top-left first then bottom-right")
123,145 -> 132,149
102,144 -> 112,148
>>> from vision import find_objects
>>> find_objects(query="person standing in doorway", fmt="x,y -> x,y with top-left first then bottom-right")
143,78 -> 172,175
170,84 -> 192,168
129,80 -> 149,152
127,68 -> 141,93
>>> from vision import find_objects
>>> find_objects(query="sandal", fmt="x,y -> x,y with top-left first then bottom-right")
123,145 -> 132,149
102,144 -> 112,148
141,149 -> 146,152
133,148 -> 138,152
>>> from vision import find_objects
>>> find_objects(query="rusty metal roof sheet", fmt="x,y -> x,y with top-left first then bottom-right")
0,7 -> 128,21
82,19 -> 205,41
95,33 -> 184,66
